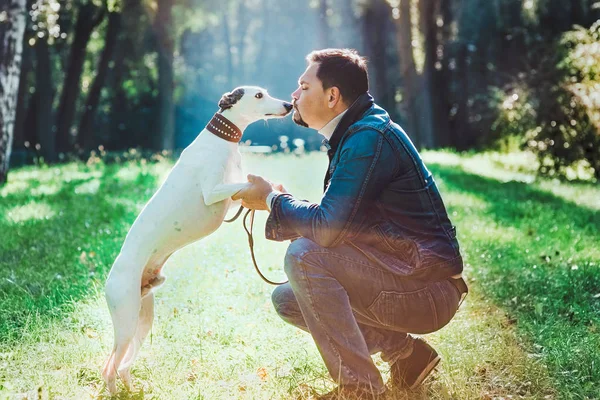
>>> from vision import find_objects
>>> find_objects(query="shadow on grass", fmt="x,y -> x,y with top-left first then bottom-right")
429,163 -> 600,397
0,163 -> 159,343
429,163 -> 600,315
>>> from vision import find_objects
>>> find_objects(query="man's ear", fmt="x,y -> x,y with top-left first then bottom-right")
327,87 -> 342,109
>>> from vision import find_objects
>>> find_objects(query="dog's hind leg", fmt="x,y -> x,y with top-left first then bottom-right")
102,271 -> 142,395
117,291 -> 155,390
115,254 -> 168,391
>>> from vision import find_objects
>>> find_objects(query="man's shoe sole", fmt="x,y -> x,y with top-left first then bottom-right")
409,355 -> 441,389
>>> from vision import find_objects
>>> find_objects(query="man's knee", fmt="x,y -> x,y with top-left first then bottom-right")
271,284 -> 304,326
283,238 -> 321,280
272,284 -> 296,318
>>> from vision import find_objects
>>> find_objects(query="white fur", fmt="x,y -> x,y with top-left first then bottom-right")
101,86 -> 292,395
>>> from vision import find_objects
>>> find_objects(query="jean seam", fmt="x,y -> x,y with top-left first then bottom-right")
295,255 -> 359,383
426,288 -> 439,329
297,248 -> 389,274
438,281 -> 449,327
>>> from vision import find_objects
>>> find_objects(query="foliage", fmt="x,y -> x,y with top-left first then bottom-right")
490,86 -> 538,149
7,0 -> 600,177
527,21 -> 600,181
489,18 -> 600,181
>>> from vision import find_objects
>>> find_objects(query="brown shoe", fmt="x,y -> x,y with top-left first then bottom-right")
389,338 -> 441,389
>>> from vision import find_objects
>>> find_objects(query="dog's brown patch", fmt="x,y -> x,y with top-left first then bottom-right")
218,88 -> 245,111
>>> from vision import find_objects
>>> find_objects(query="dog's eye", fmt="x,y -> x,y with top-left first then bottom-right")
255,93 -> 263,99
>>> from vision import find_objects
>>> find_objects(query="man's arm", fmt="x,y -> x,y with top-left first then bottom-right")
266,129 -> 397,247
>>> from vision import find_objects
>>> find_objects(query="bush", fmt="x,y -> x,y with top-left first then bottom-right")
526,21 -> 600,181
490,85 -> 538,151
490,20 -> 600,181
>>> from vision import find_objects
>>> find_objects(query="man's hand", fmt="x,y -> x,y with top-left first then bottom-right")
232,174 -> 284,211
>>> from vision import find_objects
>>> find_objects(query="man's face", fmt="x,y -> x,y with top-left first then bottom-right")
291,63 -> 330,130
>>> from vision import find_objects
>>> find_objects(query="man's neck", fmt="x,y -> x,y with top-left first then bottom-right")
318,108 -> 349,140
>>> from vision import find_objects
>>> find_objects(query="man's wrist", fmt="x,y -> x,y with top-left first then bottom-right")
266,191 -> 281,212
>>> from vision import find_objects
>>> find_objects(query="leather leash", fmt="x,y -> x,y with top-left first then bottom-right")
225,205 -> 288,286
223,205 -> 244,223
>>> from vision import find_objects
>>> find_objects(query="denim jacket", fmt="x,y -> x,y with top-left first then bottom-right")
265,92 -> 463,281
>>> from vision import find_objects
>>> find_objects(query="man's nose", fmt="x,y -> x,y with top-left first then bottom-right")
284,102 -> 293,112
291,88 -> 301,100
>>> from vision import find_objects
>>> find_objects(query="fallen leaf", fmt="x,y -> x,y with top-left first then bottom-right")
187,372 -> 197,382
84,327 -> 98,339
257,367 -> 268,381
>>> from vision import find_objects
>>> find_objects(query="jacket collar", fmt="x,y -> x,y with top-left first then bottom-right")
324,92 -> 374,154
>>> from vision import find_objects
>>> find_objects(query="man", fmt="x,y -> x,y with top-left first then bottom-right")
233,49 -> 467,399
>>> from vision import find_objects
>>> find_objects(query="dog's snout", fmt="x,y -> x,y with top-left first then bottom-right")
284,102 -> 293,112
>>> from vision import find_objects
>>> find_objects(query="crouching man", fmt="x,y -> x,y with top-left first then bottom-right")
233,48 -> 467,399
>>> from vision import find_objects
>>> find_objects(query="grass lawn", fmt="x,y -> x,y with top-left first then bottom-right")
0,150 -> 598,399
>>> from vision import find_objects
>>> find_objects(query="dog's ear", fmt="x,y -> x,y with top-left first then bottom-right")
218,88 -> 245,111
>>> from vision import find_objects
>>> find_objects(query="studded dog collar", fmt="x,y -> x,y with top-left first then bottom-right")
206,113 -> 243,143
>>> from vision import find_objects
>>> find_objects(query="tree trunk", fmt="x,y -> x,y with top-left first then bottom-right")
222,12 -> 233,89
255,0 -> 271,75
13,30 -> 31,151
35,38 -> 56,162
418,0 -> 440,148
155,0 -> 175,151
338,0 -> 362,51
454,42 -> 470,150
22,88 -> 37,148
77,11 -> 121,152
13,0 -> 35,154
0,0 -> 27,184
318,0 -> 330,48
395,0 -> 422,148
235,1 -> 248,84
362,0 -> 392,110
433,0 -> 452,147
55,2 -> 105,155
109,32 -> 127,149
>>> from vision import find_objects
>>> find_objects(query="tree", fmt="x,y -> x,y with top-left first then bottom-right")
0,0 -> 27,184
77,9 -> 122,152
12,12 -> 32,157
155,0 -> 175,151
318,0 -> 330,48
362,0 -> 394,112
55,0 -> 106,155
34,32 -> 55,161
395,0 -> 422,147
418,0 -> 446,148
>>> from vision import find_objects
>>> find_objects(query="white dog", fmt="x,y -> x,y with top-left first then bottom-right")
101,86 -> 293,395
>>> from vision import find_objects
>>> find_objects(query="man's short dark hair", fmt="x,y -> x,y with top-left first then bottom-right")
307,48 -> 369,105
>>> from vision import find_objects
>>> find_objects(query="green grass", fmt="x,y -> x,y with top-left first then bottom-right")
0,150 -> 597,399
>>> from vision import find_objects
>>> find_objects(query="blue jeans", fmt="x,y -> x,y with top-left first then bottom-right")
272,238 -> 461,392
